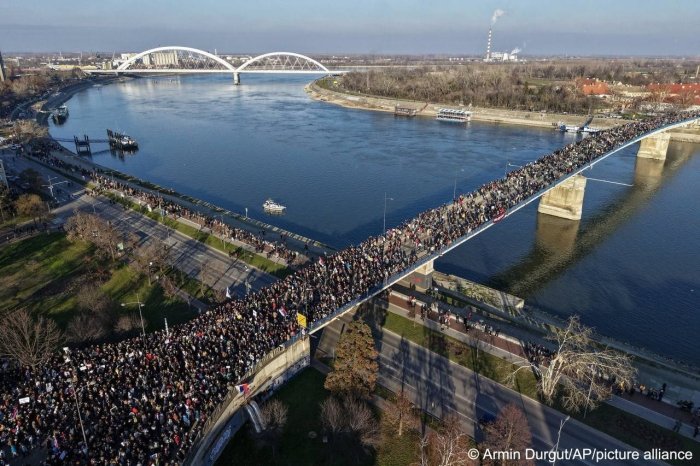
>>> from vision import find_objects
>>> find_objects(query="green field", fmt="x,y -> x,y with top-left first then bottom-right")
0,232 -> 196,331
216,369 -> 420,466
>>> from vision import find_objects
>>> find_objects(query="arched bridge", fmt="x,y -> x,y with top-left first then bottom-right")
88,46 -> 338,83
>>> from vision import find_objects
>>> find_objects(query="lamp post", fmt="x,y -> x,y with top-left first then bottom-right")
62,348 -> 89,457
121,292 -> 146,339
383,192 -> 394,236
453,168 -> 465,201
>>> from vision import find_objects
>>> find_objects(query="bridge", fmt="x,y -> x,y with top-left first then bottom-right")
86,46 -> 341,84
304,115 -> 700,335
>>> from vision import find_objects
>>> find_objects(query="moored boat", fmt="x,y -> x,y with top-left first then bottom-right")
263,198 -> 286,213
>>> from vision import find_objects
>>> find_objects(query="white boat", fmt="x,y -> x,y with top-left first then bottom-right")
263,198 -> 286,213
436,108 -> 472,123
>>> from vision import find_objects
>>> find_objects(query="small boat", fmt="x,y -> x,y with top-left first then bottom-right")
52,105 -> 69,124
263,198 -> 286,213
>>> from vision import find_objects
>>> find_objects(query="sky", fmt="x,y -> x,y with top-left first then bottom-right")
1,0 -> 699,56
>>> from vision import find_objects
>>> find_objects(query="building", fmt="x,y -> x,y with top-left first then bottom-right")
142,51 -> 179,67
576,78 -> 611,96
646,83 -> 700,106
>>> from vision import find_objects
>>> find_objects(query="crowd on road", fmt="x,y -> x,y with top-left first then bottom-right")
1,110 -> 698,465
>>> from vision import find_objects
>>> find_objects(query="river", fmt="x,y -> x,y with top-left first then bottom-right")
49,74 -> 700,366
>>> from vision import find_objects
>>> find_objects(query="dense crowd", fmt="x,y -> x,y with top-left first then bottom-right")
1,110 -> 698,465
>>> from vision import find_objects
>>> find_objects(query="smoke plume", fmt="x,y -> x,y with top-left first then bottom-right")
510,47 -> 521,55
491,8 -> 505,25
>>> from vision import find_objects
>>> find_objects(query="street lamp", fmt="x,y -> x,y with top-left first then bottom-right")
62,348 -> 89,457
453,168 -> 465,201
121,292 -> 146,339
383,192 -> 394,236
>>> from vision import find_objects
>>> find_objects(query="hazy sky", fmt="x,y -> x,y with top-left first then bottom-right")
1,0 -> 699,56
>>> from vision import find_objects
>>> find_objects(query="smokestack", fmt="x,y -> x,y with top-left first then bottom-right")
486,28 -> 492,61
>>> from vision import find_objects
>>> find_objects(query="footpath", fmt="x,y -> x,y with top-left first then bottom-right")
383,286 -> 700,441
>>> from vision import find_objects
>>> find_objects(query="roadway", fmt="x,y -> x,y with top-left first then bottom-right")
315,310 -> 668,466
0,152 -> 277,297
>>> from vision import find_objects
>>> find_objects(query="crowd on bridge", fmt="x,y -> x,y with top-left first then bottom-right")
1,110 -> 698,465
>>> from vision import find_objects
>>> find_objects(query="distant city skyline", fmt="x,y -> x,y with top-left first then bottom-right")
1,0 -> 699,56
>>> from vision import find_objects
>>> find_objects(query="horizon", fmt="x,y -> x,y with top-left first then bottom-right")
1,0 -> 699,56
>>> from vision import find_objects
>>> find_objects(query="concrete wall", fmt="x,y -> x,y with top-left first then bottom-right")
187,336 -> 311,466
637,132 -> 671,160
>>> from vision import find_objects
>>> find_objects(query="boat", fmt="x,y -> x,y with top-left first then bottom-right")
52,105 -> 69,124
107,129 -> 138,150
436,108 -> 472,123
263,198 -> 286,213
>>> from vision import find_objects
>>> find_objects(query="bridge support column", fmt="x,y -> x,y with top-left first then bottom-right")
407,259 -> 434,291
538,175 -> 587,221
233,72 -> 240,85
637,132 -> 670,160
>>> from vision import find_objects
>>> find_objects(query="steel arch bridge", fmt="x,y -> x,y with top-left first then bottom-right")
89,46 -> 336,80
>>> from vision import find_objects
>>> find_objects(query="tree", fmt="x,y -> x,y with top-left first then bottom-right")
0,184 -> 12,222
510,316 -> 636,413
19,168 -> 44,193
254,399 -> 288,458
0,308 -> 63,370
65,211 -> 123,261
66,311 -> 108,343
324,320 -> 378,399
419,415 -> 476,466
481,404 -> 534,466
132,241 -> 168,285
385,390 -> 416,438
320,396 -> 380,457
14,193 -> 47,224
114,313 -> 146,335
12,120 -> 48,144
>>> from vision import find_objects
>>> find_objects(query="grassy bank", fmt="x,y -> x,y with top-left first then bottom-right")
216,368 -> 420,466
381,310 -> 700,465
0,232 -> 196,331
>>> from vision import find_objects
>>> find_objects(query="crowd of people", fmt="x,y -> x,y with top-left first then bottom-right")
1,110 -> 698,464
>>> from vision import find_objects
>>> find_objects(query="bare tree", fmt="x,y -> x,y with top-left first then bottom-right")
114,313 -> 146,335
12,120 -> 48,144
0,308 -> 63,370
320,396 -> 380,457
384,389 -> 417,437
419,415 -> 475,466
255,399 -> 289,458
65,211 -> 123,261
66,312 -> 108,343
510,316 -> 636,413
481,404 -> 534,466
132,241 -> 168,285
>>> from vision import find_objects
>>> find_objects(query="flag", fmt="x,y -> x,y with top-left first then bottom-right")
278,306 -> 287,318
236,383 -> 251,395
296,312 -> 307,329
225,287 -> 231,299
493,208 -> 506,223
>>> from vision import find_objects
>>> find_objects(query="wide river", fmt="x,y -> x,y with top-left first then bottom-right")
50,75 -> 700,366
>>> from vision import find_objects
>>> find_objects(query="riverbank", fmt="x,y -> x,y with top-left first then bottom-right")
305,79 -> 626,130
34,76 -> 122,126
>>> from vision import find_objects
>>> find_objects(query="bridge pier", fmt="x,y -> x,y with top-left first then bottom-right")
637,132 -> 670,161
233,72 -> 240,85
407,259 -> 435,291
537,174 -> 587,221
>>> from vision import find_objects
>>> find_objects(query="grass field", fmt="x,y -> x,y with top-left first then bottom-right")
381,310 -> 700,466
0,232 -> 196,331
216,369 -> 420,466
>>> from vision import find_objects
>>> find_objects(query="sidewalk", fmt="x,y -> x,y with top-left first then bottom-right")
382,288 -> 700,442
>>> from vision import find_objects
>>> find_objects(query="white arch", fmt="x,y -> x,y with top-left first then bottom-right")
236,52 -> 329,73
117,46 -> 236,71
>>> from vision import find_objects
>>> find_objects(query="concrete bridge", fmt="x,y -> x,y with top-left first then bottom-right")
305,115 -> 700,335
86,46 -> 344,84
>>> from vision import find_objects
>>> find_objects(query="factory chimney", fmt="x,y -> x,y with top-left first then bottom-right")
0,51 -> 6,82
485,28 -> 492,61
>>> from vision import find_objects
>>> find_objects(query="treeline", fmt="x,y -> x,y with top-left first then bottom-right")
0,69 -> 83,118
336,60 -> 699,113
